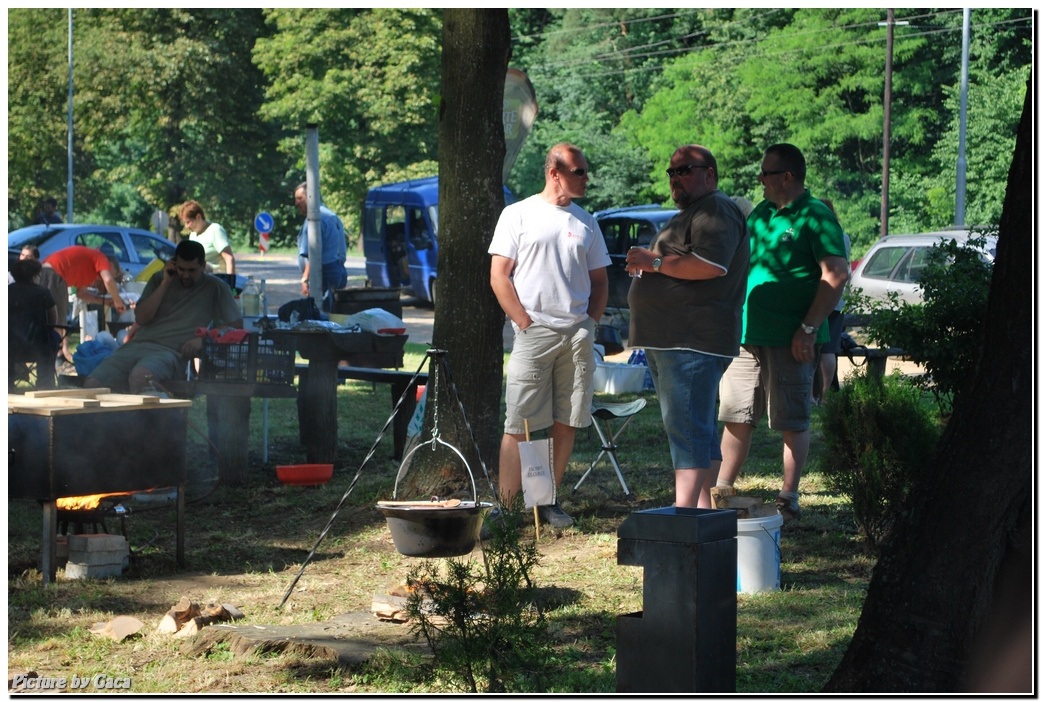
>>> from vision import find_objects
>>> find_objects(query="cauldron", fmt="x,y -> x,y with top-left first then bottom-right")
377,500 -> 493,558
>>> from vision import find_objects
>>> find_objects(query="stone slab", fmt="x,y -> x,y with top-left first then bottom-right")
184,611 -> 427,668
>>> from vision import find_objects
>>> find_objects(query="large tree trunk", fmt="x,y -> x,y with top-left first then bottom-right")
825,77 -> 1034,692
431,10 -> 511,497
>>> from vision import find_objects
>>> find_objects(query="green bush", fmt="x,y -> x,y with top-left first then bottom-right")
847,233 -> 994,415
819,370 -> 942,550
404,505 -> 550,693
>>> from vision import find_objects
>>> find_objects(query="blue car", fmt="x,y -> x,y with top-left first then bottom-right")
594,204 -> 679,309
7,223 -> 176,280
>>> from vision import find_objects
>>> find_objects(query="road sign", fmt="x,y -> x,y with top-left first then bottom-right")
254,212 -> 274,233
255,212 -> 273,254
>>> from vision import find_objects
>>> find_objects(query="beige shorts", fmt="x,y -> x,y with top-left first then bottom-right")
717,344 -> 818,432
503,318 -> 596,435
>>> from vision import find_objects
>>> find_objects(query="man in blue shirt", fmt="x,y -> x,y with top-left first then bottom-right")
295,182 -> 348,311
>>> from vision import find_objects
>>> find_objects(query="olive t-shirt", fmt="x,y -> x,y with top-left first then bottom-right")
132,272 -> 241,351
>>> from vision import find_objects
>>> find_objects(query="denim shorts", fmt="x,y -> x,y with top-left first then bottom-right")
717,345 -> 817,432
645,348 -> 732,470
504,318 -> 596,435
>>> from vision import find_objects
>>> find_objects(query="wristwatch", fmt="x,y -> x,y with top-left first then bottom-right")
800,322 -> 817,335
652,256 -> 663,273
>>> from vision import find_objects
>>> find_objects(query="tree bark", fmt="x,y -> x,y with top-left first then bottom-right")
825,76 -> 1034,692
432,10 -> 511,498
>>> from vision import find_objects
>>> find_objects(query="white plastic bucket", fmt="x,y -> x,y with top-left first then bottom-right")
735,513 -> 783,594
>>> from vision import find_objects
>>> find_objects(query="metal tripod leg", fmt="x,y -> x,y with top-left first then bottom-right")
573,413 -> 635,499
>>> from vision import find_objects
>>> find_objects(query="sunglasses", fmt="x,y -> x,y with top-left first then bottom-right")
759,169 -> 788,178
666,163 -> 710,178
566,167 -> 589,177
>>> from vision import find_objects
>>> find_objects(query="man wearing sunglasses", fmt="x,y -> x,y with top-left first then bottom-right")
716,143 -> 849,522
626,144 -> 750,509
488,142 -> 610,530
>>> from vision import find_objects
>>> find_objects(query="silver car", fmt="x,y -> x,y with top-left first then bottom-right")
849,230 -> 997,306
7,223 -> 176,280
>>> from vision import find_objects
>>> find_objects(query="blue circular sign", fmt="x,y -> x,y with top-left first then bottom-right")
254,212 -> 274,234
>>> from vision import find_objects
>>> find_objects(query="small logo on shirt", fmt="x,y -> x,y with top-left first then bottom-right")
781,228 -> 795,242
566,230 -> 581,239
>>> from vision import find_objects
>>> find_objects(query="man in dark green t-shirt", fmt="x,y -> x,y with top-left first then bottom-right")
717,143 -> 849,522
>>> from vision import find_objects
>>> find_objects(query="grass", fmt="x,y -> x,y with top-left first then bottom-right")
7,341 -> 874,693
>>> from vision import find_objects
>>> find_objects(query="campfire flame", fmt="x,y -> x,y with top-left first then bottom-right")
56,492 -> 132,511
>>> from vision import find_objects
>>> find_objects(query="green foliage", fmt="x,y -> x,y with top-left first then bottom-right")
848,234 -> 993,414
819,371 -> 941,549
404,505 -> 550,693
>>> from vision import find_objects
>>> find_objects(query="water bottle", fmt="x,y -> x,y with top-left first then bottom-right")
242,276 -> 261,317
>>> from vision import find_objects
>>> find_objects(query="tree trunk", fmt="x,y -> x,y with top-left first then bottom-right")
432,10 -> 511,497
825,76 -> 1034,692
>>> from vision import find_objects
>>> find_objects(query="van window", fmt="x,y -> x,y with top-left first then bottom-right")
408,207 -> 432,250
362,207 -> 381,246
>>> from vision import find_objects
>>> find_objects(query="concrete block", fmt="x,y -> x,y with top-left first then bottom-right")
68,550 -> 130,567
67,534 -> 128,554
65,562 -> 125,580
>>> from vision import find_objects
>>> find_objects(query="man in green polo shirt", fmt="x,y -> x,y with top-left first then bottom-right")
716,143 -> 849,522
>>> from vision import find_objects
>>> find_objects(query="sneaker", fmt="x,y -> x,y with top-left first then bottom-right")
479,507 -> 503,541
537,502 -> 574,529
775,497 -> 802,523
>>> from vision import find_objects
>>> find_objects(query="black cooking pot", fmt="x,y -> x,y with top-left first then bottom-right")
377,501 -> 493,558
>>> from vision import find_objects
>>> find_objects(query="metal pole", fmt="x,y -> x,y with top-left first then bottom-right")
304,125 -> 323,305
954,9 -> 970,227
880,9 -> 895,238
67,8 -> 74,223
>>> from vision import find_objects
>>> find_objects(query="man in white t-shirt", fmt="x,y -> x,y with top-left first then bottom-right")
488,143 -> 610,529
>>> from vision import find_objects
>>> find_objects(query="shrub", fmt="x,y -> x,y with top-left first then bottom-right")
819,370 -> 942,550
847,233 -> 994,415
404,505 -> 550,693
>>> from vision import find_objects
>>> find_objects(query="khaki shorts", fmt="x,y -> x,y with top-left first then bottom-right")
503,318 -> 596,435
87,341 -> 184,393
717,344 -> 817,432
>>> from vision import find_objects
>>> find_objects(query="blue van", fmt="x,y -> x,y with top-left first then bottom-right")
362,176 -> 513,304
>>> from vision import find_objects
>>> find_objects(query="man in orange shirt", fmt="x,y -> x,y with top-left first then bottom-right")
41,246 -> 128,363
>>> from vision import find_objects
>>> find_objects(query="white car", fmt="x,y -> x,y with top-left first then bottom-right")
849,230 -> 997,306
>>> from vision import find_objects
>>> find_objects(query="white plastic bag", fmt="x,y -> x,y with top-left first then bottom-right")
342,308 -> 407,335
520,438 -> 555,509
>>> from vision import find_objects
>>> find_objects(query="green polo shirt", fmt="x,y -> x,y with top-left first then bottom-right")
743,189 -> 846,346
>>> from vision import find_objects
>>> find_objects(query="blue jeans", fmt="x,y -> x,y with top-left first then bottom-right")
319,260 -> 347,312
645,348 -> 732,470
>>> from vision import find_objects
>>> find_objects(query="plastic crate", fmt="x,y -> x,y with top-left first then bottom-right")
200,333 -> 294,385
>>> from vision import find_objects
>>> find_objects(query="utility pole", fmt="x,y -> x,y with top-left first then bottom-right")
954,9 -> 970,227
67,8 -> 74,223
880,8 -> 895,238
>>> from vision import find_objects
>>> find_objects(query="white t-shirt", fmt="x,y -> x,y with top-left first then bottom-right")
488,194 -> 610,329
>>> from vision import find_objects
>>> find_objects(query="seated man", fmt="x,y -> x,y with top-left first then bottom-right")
85,240 -> 242,394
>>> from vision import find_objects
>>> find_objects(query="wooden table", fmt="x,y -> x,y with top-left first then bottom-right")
267,329 -> 407,464
8,389 -> 192,584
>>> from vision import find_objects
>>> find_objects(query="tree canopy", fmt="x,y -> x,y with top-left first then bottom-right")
8,8 -> 1031,256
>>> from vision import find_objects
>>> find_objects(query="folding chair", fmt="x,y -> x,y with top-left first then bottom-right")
573,398 -> 647,500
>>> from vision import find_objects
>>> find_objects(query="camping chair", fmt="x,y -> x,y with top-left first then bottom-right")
572,397 -> 647,500
8,321 -> 60,392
